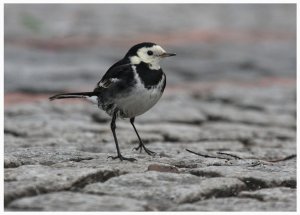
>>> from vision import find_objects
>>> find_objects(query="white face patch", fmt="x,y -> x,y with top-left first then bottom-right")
129,56 -> 141,65
129,45 -> 166,70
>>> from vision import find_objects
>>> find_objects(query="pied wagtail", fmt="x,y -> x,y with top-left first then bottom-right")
49,42 -> 176,161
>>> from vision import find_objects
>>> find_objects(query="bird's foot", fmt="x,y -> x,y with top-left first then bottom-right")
133,144 -> 156,156
133,145 -> 143,153
108,154 -> 137,162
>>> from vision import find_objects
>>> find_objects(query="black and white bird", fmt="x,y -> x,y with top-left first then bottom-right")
49,42 -> 176,161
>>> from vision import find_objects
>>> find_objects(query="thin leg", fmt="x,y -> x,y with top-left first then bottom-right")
108,112 -> 136,162
130,117 -> 156,156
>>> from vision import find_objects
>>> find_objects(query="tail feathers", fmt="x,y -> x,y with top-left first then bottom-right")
49,92 -> 96,101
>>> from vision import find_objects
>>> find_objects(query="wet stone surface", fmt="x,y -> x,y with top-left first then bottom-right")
4,4 -> 296,212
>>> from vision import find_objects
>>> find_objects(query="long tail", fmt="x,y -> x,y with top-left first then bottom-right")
49,92 -> 97,101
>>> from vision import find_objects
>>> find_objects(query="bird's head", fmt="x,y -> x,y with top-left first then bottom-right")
125,42 -> 176,70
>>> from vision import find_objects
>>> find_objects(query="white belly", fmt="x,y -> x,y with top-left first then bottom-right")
115,86 -> 163,118
115,70 -> 165,118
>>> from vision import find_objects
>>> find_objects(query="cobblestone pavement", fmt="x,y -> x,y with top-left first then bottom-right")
4,4 -> 296,211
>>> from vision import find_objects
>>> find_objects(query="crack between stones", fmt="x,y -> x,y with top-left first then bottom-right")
179,179 -> 249,205
199,97 -> 296,117
5,169 -> 127,207
179,174 -> 296,207
237,192 -> 269,202
4,129 -> 27,137
162,130 -> 294,144
204,115 -> 296,130
186,167 -> 296,206
69,169 -> 124,190
4,157 -> 98,169
200,97 -> 266,111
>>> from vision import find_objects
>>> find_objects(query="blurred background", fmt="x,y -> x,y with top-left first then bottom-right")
4,4 -> 296,96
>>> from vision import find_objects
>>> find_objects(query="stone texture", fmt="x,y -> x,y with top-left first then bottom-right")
4,86 -> 296,210
172,187 -> 297,211
171,196 -> 296,211
83,172 -> 246,210
4,164 -> 121,206
238,187 -> 296,202
189,159 -> 296,189
8,191 -> 147,211
197,101 -> 295,128
4,85 -> 296,211
4,147 -> 99,168
147,163 -> 180,173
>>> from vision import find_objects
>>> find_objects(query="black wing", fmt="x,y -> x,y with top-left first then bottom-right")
94,62 -> 135,93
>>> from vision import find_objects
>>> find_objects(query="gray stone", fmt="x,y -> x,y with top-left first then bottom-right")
4,164 -> 121,206
200,122 -> 296,141
189,160 -> 296,189
147,163 -> 180,173
8,191 -> 147,211
84,171 -> 246,210
238,187 -> 296,202
137,123 -> 201,142
4,86 -> 296,211
4,147 -> 100,168
138,96 -> 207,124
249,147 -> 296,161
171,196 -> 296,211
150,141 -> 245,155
197,101 -> 295,128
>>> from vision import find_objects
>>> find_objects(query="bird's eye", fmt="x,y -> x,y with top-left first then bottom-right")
147,50 -> 153,56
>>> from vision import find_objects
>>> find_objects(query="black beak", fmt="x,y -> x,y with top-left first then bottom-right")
160,52 -> 176,58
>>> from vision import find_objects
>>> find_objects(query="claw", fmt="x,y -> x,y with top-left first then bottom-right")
133,145 -> 143,153
144,148 -> 156,156
132,144 -> 156,156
